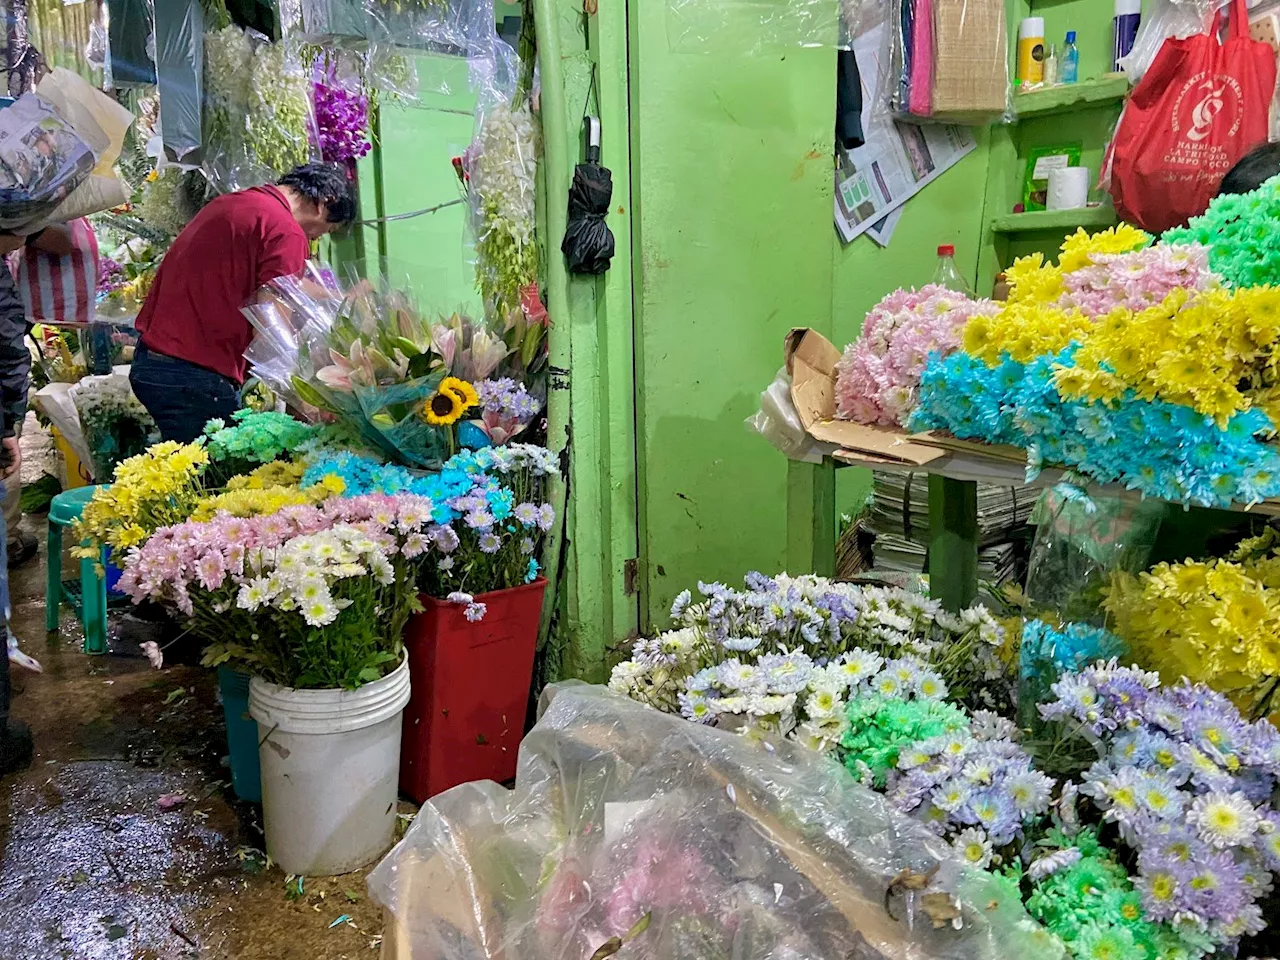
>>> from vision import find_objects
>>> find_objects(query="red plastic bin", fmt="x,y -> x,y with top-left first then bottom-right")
399,578 -> 546,802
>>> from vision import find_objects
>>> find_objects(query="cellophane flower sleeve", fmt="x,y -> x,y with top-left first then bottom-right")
368,683 -> 1065,960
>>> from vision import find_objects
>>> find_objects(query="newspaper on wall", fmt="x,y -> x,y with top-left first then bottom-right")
835,24 -> 976,245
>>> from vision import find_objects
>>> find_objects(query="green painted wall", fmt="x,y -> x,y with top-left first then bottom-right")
349,53 -> 482,314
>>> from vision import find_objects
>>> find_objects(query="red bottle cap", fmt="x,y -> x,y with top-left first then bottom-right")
937,244 -> 955,257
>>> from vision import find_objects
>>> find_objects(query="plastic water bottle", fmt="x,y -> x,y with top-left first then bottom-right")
933,245 -> 974,296
1062,31 -> 1080,84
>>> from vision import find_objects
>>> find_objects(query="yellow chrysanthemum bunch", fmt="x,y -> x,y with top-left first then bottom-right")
73,441 -> 210,556
962,301 -> 1093,366
1056,285 -> 1280,426
1105,528 -> 1280,717
225,460 -> 307,491
190,483 -> 330,522
960,226 -> 1152,367
1057,223 -> 1151,272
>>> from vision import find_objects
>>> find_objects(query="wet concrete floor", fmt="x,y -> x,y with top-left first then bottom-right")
1,519 -> 394,960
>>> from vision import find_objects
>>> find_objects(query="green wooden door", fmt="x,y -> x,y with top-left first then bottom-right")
626,6 -> 838,631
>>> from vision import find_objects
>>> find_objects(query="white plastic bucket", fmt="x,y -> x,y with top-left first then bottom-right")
249,656 -> 411,876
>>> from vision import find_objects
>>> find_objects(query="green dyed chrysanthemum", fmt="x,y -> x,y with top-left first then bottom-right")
1163,174 -> 1280,288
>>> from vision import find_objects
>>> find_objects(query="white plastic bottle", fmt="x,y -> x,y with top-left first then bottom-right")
933,245 -> 974,296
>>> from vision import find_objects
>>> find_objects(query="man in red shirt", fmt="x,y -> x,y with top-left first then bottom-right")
131,163 -> 355,442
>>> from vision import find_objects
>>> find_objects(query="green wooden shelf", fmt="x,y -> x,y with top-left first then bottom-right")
1012,75 -> 1130,120
990,206 -> 1118,234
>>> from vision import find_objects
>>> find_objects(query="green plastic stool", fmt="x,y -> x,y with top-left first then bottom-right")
46,485 -> 110,655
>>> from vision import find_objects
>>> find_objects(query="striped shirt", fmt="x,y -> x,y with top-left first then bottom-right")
13,218 -> 99,325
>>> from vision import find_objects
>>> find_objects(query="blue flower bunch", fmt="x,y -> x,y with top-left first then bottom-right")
911,348 -> 1280,508
1020,620 -> 1128,684
1041,662 -> 1280,948
1019,620 -> 1129,729
299,444 -> 559,611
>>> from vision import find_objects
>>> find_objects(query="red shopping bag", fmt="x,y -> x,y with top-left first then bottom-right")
1106,0 -> 1277,233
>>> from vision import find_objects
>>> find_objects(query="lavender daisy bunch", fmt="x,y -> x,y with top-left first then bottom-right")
1040,662 -> 1280,951
678,573 -> 1013,711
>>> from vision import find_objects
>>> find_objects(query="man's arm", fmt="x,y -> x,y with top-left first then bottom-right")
0,293 -> 29,480
27,224 -> 75,256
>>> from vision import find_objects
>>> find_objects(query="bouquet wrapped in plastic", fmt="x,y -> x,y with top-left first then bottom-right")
68,370 -> 156,481
369,683 -> 1064,960
0,93 -> 97,230
242,264 -> 546,468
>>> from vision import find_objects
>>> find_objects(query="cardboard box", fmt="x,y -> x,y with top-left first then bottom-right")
784,328 -> 951,467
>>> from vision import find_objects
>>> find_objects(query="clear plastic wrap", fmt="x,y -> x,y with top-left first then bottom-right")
1024,485 -> 1165,627
665,0 -> 842,54
370,683 -> 1064,960
876,0 -> 1010,125
202,28 -> 318,193
1118,0 -> 1227,83
31,381 -> 94,475
746,367 -> 832,463
154,0 -> 203,162
242,264 -> 544,468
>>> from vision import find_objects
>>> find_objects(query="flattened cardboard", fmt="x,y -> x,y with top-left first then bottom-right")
784,327 -> 948,467
909,430 -> 1029,464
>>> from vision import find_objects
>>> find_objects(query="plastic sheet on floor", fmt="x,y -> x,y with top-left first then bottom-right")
368,682 -> 1063,960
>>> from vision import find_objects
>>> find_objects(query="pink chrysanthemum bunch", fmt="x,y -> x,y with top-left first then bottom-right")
1054,243 -> 1219,315
835,286 -> 999,426
119,493 -> 437,616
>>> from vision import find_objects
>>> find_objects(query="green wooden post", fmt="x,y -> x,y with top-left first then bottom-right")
928,475 -> 978,611
786,459 -> 837,578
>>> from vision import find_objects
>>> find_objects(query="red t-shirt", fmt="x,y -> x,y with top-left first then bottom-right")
135,185 -> 309,383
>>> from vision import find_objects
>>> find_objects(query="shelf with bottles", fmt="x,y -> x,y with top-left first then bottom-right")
1011,74 -> 1130,121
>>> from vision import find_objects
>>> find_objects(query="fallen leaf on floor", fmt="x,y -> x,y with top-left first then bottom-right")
163,687 -> 189,705
343,889 -> 361,903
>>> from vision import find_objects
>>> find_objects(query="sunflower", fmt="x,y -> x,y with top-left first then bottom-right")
422,389 -> 465,425
440,377 -> 479,409
421,377 -> 479,426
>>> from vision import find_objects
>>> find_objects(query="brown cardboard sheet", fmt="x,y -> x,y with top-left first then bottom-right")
784,328 -> 948,467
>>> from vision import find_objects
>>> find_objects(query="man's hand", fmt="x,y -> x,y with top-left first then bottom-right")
2,434 -> 21,481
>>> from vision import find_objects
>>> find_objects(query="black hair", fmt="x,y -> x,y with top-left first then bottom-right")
1218,142 -> 1280,197
277,162 -> 357,224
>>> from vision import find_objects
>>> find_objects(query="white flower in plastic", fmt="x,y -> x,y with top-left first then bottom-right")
804,687 -> 842,721
952,827 -> 993,870
607,659 -> 648,695
1027,847 -> 1081,881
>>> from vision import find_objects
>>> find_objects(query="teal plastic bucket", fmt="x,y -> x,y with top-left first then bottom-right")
218,666 -> 262,803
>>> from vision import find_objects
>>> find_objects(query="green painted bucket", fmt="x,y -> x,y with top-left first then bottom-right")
218,666 -> 262,803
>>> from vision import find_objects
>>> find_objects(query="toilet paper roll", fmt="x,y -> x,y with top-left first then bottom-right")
1046,166 -> 1090,211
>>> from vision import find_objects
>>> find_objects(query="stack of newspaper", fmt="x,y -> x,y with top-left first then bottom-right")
864,471 -> 1034,584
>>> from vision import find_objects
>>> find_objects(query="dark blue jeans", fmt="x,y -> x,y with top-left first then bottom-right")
129,345 -> 240,444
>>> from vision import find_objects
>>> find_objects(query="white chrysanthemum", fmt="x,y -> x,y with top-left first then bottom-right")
805,687 -> 842,721
1027,847 -> 1082,881
1190,791 -> 1261,848
1007,770 -> 1054,814
952,828 -> 993,869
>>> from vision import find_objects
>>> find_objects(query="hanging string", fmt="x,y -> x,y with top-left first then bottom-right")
353,197 -> 466,226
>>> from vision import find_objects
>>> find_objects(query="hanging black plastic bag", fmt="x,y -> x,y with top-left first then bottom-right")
561,116 -> 615,275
